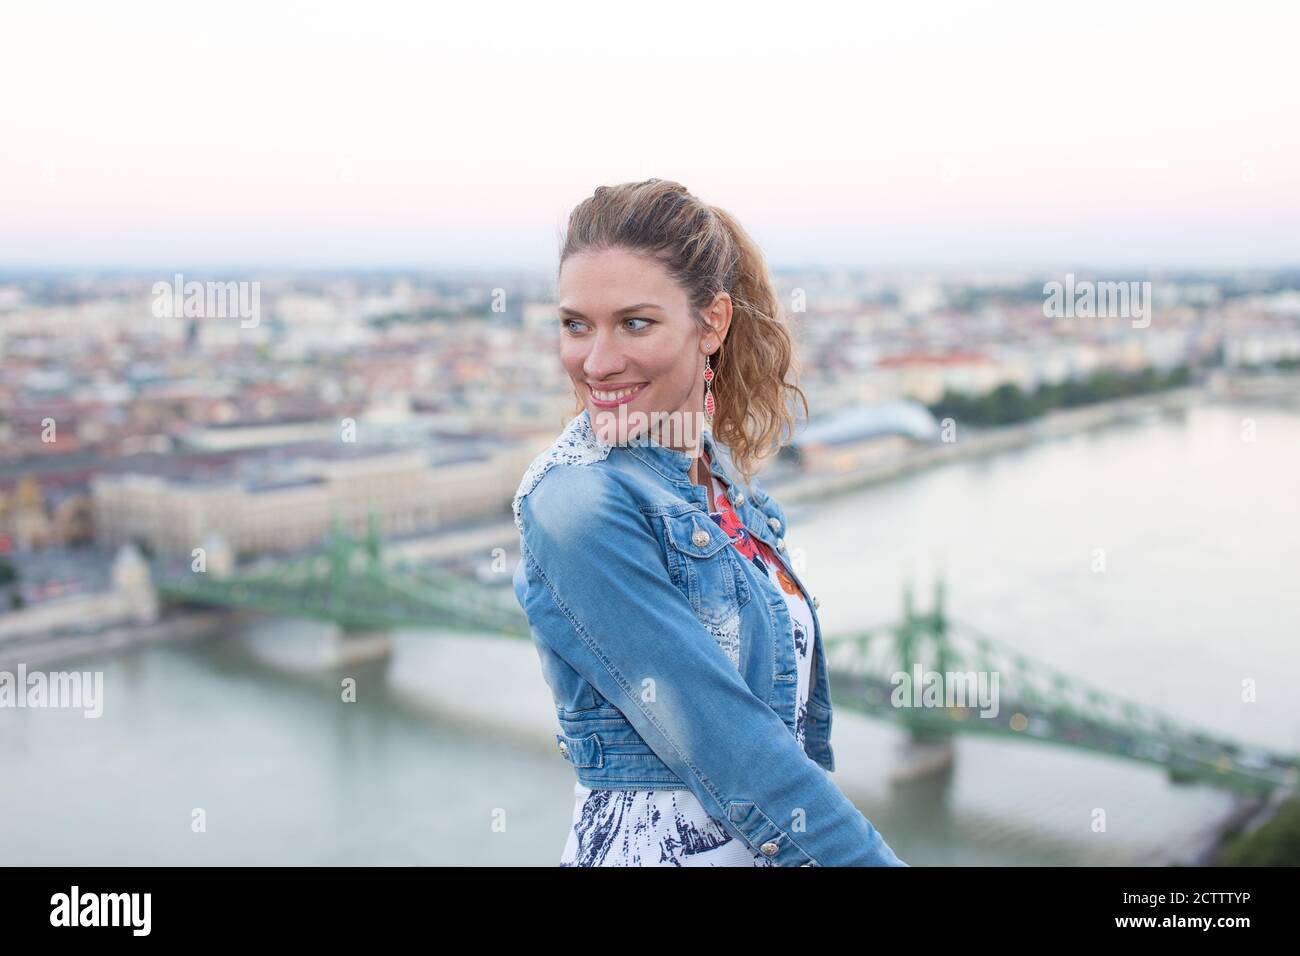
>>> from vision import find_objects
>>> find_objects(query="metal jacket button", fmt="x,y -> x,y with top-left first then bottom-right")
557,739 -> 568,757
776,537 -> 786,551
811,595 -> 820,609
692,529 -> 711,548
768,516 -> 782,533
733,492 -> 745,507
760,841 -> 780,856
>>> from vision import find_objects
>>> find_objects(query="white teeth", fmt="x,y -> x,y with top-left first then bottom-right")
591,385 -> 642,401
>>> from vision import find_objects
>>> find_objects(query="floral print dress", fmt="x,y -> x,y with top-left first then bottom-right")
558,459 -> 817,866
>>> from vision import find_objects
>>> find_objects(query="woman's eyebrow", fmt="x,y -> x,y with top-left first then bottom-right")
558,302 -> 664,319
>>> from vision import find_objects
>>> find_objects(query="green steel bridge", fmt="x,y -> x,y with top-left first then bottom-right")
155,515 -> 1300,797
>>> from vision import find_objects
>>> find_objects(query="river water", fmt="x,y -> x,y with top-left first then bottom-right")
2,398 -> 1297,865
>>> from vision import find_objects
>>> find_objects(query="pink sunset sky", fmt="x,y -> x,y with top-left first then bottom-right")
2,0 -> 1297,270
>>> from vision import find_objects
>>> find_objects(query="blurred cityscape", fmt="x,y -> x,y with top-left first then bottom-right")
3,266 -> 1300,866
2,268 -> 1299,642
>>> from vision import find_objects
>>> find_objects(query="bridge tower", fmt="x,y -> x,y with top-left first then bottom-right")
889,575 -> 957,784
322,510 -> 394,666
112,542 -> 159,624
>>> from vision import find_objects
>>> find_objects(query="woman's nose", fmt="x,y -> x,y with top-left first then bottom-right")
583,331 -> 626,380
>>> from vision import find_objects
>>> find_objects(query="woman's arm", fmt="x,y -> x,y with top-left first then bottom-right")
516,463 -> 906,867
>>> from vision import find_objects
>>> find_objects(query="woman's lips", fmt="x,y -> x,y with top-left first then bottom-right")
588,382 -> 648,408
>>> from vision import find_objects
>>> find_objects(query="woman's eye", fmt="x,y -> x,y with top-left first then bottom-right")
559,317 -> 650,333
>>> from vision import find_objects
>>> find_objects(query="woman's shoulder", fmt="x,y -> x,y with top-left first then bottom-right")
512,411 -> 618,535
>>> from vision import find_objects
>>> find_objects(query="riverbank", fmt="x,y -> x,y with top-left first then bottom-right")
768,385 -> 1208,506
370,383 -> 1227,564
252,376 -> 1297,572
1147,791 -> 1274,866
0,607 -> 238,670
769,370 -> 1300,507
1211,792 -> 1300,865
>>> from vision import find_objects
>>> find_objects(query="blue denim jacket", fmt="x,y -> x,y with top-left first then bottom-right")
511,408 -> 906,867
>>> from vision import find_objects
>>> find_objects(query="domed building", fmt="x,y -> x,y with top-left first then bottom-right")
779,400 -> 941,473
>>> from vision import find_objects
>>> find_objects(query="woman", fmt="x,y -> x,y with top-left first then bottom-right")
511,179 -> 905,867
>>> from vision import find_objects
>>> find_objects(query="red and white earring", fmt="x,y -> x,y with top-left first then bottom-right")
703,349 -> 715,425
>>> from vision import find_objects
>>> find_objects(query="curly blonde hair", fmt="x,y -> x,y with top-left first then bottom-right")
559,178 -> 809,484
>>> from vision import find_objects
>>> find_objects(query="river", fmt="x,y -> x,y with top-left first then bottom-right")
2,398 -> 1297,865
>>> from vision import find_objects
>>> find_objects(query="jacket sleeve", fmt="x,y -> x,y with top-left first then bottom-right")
516,463 -> 906,867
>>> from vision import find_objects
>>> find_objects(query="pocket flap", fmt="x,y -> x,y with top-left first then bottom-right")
662,512 -> 729,558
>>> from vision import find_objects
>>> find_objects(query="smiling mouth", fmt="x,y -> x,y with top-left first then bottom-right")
588,382 -> 648,406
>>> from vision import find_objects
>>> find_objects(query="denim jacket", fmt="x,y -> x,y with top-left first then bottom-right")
511,408 -> 906,867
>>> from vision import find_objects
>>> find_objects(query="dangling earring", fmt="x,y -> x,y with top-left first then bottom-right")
703,349 -> 715,426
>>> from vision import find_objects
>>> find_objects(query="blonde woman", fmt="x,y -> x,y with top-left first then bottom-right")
512,179 -> 905,867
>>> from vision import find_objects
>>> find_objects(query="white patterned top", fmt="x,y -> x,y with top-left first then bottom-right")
558,462 -> 817,866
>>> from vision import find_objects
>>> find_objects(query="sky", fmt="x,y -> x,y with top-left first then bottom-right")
2,0 -> 1298,271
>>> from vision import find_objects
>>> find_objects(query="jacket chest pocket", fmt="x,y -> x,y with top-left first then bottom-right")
661,512 -> 752,665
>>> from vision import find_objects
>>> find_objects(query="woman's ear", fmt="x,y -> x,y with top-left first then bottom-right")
706,292 -> 733,343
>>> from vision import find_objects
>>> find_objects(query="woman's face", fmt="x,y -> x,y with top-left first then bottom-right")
557,247 -> 731,449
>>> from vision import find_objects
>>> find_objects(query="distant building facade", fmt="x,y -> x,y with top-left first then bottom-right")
91,443 -> 538,559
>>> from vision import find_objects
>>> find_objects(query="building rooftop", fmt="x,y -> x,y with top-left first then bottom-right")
791,400 -> 940,446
